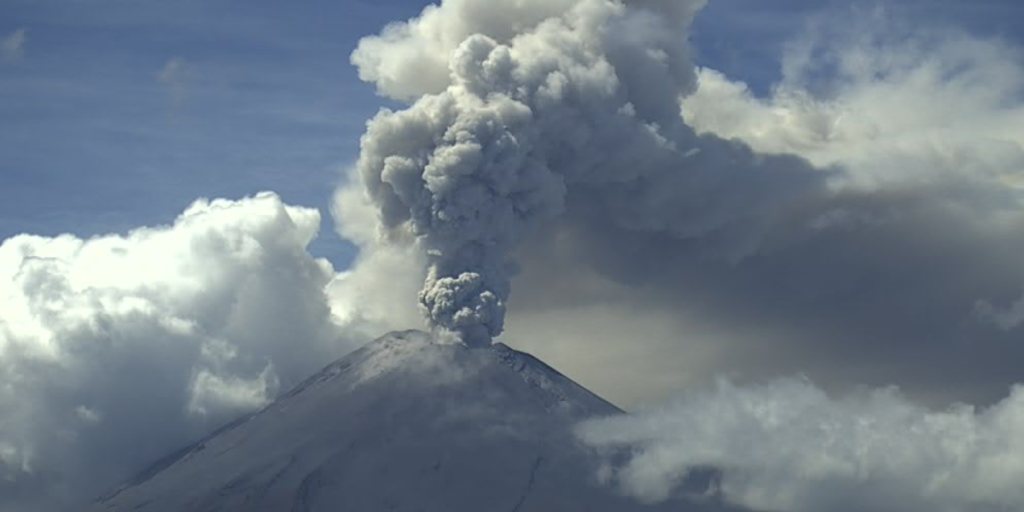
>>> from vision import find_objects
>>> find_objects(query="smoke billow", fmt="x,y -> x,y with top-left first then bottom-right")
351,0 -> 828,346
345,5 -> 1024,509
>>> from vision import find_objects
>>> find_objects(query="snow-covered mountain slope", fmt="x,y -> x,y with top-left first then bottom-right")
89,331 -> 742,512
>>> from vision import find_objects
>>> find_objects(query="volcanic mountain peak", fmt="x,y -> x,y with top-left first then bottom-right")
89,331 -> 734,512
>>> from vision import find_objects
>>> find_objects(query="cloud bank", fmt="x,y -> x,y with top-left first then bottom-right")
578,378 -> 1024,512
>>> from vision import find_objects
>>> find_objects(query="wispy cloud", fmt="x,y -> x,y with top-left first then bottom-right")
157,56 -> 190,101
1,27 -> 27,63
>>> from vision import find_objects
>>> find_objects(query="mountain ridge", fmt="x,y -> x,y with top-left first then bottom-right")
89,331 -> 740,512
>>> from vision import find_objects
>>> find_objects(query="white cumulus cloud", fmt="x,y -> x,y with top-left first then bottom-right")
0,192 -> 360,511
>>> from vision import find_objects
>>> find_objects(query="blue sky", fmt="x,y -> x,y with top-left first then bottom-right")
0,0 -> 425,265
1,0 -> 1021,268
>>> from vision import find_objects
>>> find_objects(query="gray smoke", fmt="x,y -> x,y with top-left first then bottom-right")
352,0 -> 827,345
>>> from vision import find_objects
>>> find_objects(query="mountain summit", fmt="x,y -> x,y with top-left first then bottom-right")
90,331 -> 735,512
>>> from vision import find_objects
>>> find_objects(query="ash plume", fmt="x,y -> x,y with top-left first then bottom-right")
352,0 -> 827,346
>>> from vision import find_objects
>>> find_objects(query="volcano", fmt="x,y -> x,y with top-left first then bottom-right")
89,331 -> 739,512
